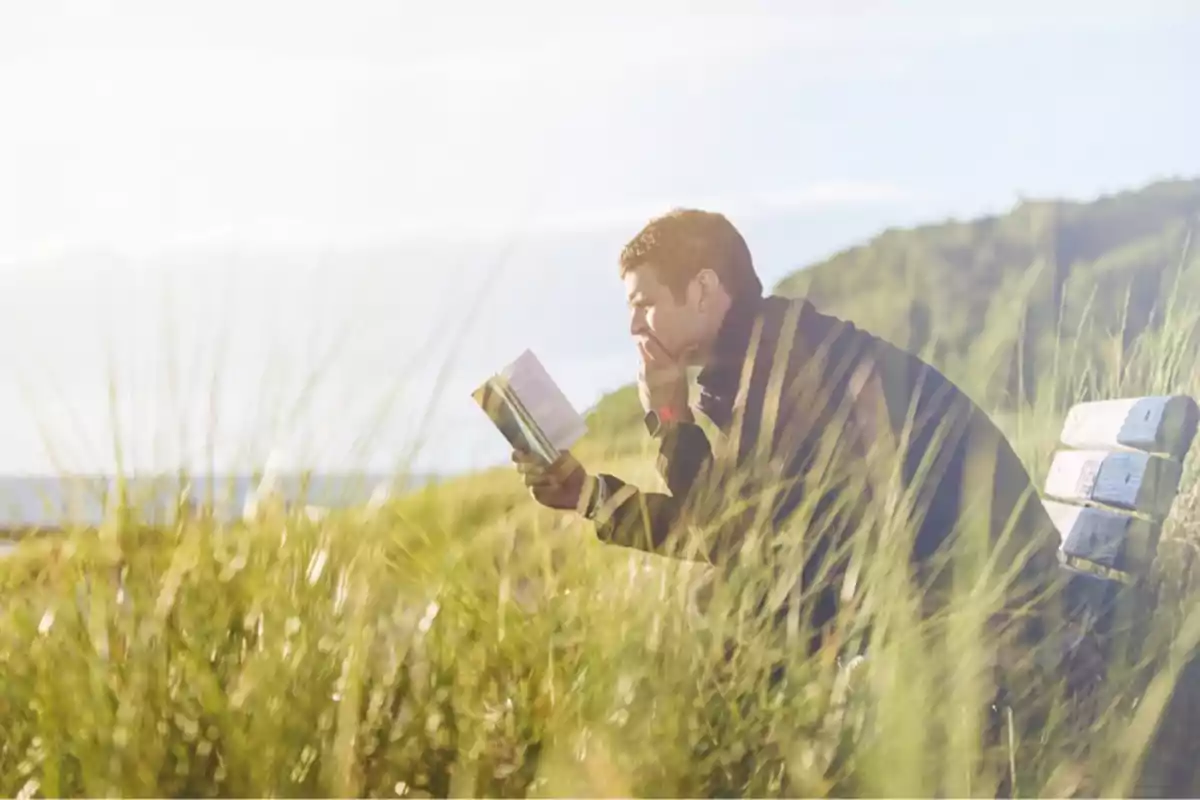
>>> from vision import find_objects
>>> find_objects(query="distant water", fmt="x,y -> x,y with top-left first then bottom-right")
0,472 -> 424,531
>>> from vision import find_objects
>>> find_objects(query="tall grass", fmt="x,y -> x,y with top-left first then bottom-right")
3,262 -> 1200,797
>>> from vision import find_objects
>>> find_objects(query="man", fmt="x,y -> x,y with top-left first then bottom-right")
514,209 -> 1070,706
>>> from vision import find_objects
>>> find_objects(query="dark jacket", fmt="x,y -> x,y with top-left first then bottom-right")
591,292 -> 1067,662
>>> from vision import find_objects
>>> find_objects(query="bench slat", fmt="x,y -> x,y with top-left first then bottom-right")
1043,449 -> 1183,518
1060,395 -> 1199,458
1044,499 -> 1159,575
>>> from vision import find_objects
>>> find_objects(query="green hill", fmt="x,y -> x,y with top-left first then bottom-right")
586,177 -> 1200,439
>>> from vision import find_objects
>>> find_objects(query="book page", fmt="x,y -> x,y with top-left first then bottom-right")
501,350 -> 587,452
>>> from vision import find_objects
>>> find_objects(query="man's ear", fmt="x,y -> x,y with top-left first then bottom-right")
692,268 -> 722,311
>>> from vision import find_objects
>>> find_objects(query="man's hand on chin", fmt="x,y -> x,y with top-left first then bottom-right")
638,337 -> 693,425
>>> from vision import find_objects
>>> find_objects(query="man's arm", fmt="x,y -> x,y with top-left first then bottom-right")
588,420 -> 716,560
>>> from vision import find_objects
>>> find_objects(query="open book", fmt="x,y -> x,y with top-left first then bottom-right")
472,349 -> 588,466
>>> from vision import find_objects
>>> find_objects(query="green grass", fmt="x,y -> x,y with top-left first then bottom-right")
4,268 -> 1200,797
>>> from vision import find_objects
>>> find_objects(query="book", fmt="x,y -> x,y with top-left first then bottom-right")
472,350 -> 588,466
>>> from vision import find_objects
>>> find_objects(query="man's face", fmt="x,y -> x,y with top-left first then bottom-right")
623,265 -> 705,365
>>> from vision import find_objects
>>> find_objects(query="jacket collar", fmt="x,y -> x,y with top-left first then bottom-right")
695,292 -> 766,428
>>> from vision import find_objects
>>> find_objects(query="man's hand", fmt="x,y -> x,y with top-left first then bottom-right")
638,336 -> 692,422
513,449 -> 593,512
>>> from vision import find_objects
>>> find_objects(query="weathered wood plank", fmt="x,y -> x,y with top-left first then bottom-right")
1060,395 -> 1200,458
1043,449 -> 1183,518
1044,499 -> 1159,576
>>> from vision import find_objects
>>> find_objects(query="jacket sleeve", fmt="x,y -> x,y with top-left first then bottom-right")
589,421 -> 715,560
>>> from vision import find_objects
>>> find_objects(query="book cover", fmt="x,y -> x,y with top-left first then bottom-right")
472,350 -> 587,465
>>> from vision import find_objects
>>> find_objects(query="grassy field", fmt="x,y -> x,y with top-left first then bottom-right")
4,275 -> 1200,797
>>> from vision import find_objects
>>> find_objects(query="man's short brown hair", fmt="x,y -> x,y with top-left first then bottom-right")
618,209 -> 763,301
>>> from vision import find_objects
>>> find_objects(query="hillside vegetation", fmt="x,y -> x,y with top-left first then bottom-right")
3,178 -> 1200,797
780,178 -> 1200,407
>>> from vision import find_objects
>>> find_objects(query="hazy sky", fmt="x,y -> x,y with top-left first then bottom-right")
1,1 -> 1198,476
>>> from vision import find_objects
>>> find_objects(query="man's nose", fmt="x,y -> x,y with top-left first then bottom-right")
629,310 -> 646,337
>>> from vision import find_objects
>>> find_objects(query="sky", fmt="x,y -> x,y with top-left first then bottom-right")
0,0 -> 1198,477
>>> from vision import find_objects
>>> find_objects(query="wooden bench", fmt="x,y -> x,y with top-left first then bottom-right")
1042,394 -> 1199,585
1041,395 -> 1200,793
1039,392 -> 1199,751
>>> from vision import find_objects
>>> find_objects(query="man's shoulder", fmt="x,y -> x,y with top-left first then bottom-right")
762,293 -> 813,319
763,294 -> 968,396
761,293 -> 831,337
761,293 -> 871,356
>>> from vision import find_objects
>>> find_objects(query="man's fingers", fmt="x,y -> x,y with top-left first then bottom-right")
516,458 -> 560,487
640,334 -> 675,366
637,339 -> 661,368
521,466 -> 555,485
514,451 -> 554,480
525,475 -> 553,490
516,450 -> 579,505
516,453 -> 566,475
